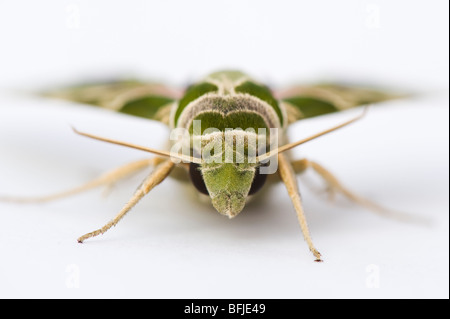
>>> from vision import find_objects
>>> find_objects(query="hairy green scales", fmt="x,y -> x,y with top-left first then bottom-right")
169,71 -> 284,216
171,71 -> 284,134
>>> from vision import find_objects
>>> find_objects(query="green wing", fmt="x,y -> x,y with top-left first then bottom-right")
42,76 -> 405,126
43,80 -> 182,125
276,83 -> 406,124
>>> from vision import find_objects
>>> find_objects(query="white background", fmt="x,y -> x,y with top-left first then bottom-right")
0,0 -> 448,298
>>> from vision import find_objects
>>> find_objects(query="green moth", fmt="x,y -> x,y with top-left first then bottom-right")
3,70 -> 405,262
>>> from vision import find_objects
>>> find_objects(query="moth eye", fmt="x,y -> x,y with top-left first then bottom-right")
189,163 -> 209,195
248,166 -> 267,195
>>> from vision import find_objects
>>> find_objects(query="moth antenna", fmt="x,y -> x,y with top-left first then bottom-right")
257,106 -> 369,162
72,127 -> 202,164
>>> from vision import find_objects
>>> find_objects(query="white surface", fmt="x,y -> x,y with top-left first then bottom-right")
0,0 -> 448,299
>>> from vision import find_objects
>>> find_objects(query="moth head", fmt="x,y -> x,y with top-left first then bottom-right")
187,129 -> 270,218
189,161 -> 267,218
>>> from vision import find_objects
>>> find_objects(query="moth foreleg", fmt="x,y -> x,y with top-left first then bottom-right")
77,159 -> 174,243
291,158 -> 424,223
0,158 -> 165,204
278,153 -> 322,262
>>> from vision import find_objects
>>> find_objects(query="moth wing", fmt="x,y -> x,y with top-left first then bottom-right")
42,79 -> 183,125
275,83 -> 406,124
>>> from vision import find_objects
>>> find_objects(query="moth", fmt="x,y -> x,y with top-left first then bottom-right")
1,70 -> 406,262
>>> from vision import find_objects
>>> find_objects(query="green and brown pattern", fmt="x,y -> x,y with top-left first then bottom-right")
44,71 -> 402,129
277,82 -> 403,123
43,80 -> 182,124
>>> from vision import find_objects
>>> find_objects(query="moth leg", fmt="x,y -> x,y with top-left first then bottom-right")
292,158 -> 421,222
0,158 -> 165,203
278,153 -> 322,262
291,159 -> 337,201
77,159 -> 174,243
291,159 -> 338,201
